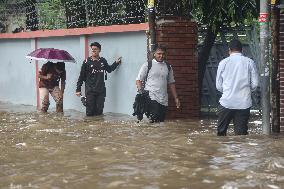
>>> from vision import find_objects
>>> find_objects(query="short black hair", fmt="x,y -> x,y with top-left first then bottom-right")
90,42 -> 101,50
228,39 -> 242,52
153,44 -> 166,53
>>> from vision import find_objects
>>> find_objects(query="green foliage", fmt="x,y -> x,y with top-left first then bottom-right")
37,0 -> 66,30
0,2 -> 5,19
156,0 -> 192,18
192,0 -> 259,30
0,1 -> 8,24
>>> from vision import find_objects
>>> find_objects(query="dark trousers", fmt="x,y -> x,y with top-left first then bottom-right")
148,100 -> 167,122
86,91 -> 105,116
217,105 -> 250,136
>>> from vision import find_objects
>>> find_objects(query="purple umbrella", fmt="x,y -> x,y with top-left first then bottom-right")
26,48 -> 76,63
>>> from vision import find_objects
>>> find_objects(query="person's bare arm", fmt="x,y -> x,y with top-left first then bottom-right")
136,80 -> 142,90
169,83 -> 180,108
38,64 -> 52,80
136,80 -> 145,94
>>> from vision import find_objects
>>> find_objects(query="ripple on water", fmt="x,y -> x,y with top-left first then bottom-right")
0,102 -> 283,189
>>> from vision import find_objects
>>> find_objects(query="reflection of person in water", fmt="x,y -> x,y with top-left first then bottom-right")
39,61 -> 66,113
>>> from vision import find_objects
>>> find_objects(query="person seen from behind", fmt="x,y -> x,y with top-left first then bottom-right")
75,42 -> 122,116
39,61 -> 66,113
216,39 -> 259,136
136,44 -> 180,123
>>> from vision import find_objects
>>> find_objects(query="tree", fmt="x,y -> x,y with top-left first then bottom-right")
192,0 -> 259,92
37,0 -> 65,30
156,0 -> 192,18
25,0 -> 38,31
0,0 -> 7,32
61,0 -> 87,28
125,0 -> 147,24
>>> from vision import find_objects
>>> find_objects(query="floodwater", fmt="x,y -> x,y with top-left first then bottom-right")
0,102 -> 283,189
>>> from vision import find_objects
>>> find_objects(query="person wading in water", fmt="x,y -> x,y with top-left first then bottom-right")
39,61 -> 66,113
75,42 -> 122,116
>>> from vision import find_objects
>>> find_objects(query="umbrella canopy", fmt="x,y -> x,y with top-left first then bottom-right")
26,48 -> 76,63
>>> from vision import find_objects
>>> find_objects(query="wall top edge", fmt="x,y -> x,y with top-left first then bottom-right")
0,23 -> 149,39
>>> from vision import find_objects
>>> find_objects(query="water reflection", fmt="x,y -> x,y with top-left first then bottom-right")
0,102 -> 283,189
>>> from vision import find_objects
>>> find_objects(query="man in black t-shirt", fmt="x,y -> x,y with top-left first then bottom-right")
75,42 -> 121,116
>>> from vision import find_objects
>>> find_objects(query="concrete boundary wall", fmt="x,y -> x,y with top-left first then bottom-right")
0,20 -> 200,119
0,24 -> 148,115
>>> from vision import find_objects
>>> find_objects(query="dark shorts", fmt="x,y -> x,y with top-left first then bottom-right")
216,105 -> 250,136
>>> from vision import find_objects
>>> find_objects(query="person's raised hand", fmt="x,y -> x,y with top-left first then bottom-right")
116,57 -> 122,64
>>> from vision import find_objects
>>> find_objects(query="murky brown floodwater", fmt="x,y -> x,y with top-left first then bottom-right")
0,101 -> 283,189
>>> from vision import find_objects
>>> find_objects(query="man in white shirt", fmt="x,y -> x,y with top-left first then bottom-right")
136,45 -> 180,122
216,39 -> 259,136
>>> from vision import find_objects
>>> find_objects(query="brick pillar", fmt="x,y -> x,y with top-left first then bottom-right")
280,12 -> 284,131
155,17 -> 199,119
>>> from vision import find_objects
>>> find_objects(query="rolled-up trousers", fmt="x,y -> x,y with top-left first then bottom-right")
39,86 -> 63,112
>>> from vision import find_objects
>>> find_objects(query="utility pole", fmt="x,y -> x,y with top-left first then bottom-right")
148,0 -> 156,52
271,0 -> 280,133
259,0 -> 271,134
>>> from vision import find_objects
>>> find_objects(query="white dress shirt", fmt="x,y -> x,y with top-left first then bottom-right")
216,53 -> 259,109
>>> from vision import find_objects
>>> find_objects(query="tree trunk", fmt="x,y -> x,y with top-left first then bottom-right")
198,24 -> 219,94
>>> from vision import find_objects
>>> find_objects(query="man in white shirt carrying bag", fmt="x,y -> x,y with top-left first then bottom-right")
216,39 -> 259,136
136,45 -> 180,123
